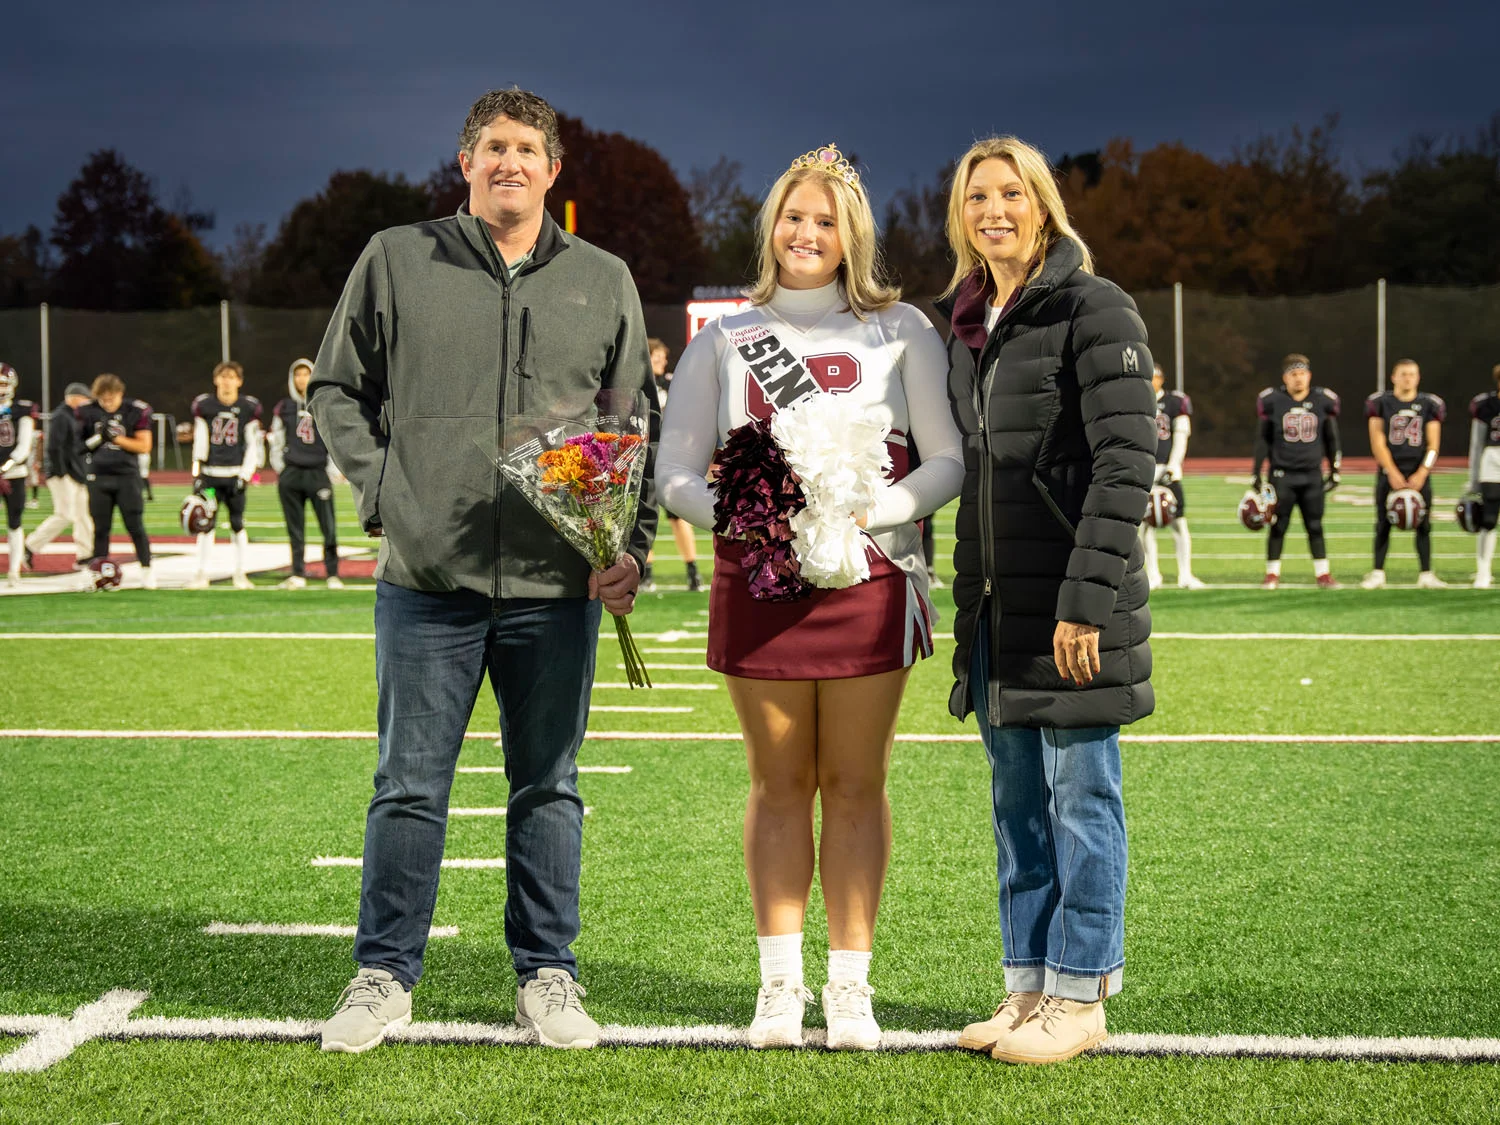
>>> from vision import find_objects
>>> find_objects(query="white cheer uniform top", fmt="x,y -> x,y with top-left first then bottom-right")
657,281 -> 964,607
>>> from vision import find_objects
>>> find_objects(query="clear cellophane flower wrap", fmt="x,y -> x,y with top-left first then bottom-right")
489,389 -> 653,688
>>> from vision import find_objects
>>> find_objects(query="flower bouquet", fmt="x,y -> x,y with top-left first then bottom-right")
488,390 -> 653,688
712,392 -> 891,600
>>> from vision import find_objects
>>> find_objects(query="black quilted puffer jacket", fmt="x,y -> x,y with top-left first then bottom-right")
937,237 -> 1156,729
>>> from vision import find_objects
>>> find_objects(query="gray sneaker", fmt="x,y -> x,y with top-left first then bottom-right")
516,967 -> 600,1048
321,967 -> 412,1053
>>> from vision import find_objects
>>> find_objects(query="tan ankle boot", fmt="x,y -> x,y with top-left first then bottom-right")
990,994 -> 1107,1064
957,991 -> 1043,1051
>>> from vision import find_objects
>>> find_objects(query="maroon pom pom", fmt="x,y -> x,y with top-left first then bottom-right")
711,419 -> 811,601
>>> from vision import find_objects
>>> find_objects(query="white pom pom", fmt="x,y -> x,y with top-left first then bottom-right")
772,394 -> 891,589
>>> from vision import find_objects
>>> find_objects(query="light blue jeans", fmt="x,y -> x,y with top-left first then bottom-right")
969,617 -> 1127,1000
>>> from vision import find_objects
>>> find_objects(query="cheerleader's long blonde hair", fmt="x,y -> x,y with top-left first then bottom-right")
747,164 -> 899,318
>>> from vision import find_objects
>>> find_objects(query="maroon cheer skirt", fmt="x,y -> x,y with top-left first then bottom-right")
707,534 -> 933,680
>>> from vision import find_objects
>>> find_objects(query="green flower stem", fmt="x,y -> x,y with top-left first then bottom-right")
585,508 -> 651,689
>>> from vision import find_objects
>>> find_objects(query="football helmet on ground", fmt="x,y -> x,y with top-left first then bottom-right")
89,558 -> 122,591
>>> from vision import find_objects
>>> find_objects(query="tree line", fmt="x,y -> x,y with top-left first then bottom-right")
3,112 -> 1496,312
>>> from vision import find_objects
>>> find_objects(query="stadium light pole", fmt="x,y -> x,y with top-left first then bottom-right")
1376,278 -> 1387,394
1173,282 -> 1184,393
220,300 -> 231,363
39,303 -> 50,418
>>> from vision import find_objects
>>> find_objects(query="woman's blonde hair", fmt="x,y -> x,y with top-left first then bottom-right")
747,166 -> 899,317
942,136 -> 1094,297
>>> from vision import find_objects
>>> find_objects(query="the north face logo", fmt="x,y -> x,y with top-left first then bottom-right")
1122,347 -> 1140,373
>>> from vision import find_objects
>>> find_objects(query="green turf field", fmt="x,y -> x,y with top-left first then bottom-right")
2,471 -> 1497,1123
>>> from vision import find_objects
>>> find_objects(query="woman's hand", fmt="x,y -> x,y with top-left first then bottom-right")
1054,621 -> 1101,686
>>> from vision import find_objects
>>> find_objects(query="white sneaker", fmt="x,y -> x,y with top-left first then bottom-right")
516,968 -> 600,1049
1417,571 -> 1448,589
6,573 -> 19,589
1476,574 -> 1493,590
1177,574 -> 1207,590
325,576 -> 345,590
186,573 -> 210,590
232,572 -> 254,590
1360,570 -> 1386,590
278,575 -> 307,590
1146,572 -> 1163,591
747,977 -> 813,1048
321,968 -> 411,1053
822,979 -> 881,1051
142,567 -> 157,590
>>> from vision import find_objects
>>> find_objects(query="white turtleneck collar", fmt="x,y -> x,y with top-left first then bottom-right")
767,280 -> 845,330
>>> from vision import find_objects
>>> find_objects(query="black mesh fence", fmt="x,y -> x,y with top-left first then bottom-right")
1,286 -> 1495,459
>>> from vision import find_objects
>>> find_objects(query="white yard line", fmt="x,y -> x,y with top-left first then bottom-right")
591,706 -> 694,713
0,632 -> 377,640
4,729 -> 1498,745
311,856 -> 505,869
1154,632 -> 1500,641
3,630 -> 1494,645
450,807 -> 593,817
0,631 -> 714,642
0,990 -> 147,1074
458,766 -> 632,775
202,922 -> 458,938
626,663 -> 708,671
592,683 -> 718,691
3,993 -> 1498,1071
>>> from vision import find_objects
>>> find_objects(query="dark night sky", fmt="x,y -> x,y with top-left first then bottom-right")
4,0 -> 1497,248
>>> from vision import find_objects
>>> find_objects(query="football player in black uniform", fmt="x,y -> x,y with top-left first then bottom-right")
1252,354 -> 1342,589
1361,359 -> 1446,589
1466,363 -> 1500,589
1141,363 -> 1206,590
0,363 -> 40,587
78,373 -> 154,588
188,361 -> 263,589
268,357 -> 342,590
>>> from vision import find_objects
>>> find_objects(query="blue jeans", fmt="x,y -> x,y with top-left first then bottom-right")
969,617 -> 1127,1000
354,581 -> 601,987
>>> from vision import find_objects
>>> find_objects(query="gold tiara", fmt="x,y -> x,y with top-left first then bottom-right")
789,143 -> 861,189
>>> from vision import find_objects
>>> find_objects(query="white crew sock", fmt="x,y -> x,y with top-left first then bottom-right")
1266,559 -> 1282,577
234,529 -> 249,574
8,528 -> 23,577
827,949 -> 872,986
1171,518 -> 1193,577
757,932 -> 803,987
1141,526 -> 1159,582
196,531 -> 214,573
1479,530 -> 1497,580
1313,558 -> 1331,578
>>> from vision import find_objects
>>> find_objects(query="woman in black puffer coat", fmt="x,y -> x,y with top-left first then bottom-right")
937,137 -> 1155,1066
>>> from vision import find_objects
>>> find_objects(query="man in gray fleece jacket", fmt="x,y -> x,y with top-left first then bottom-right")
311,88 -> 658,1053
